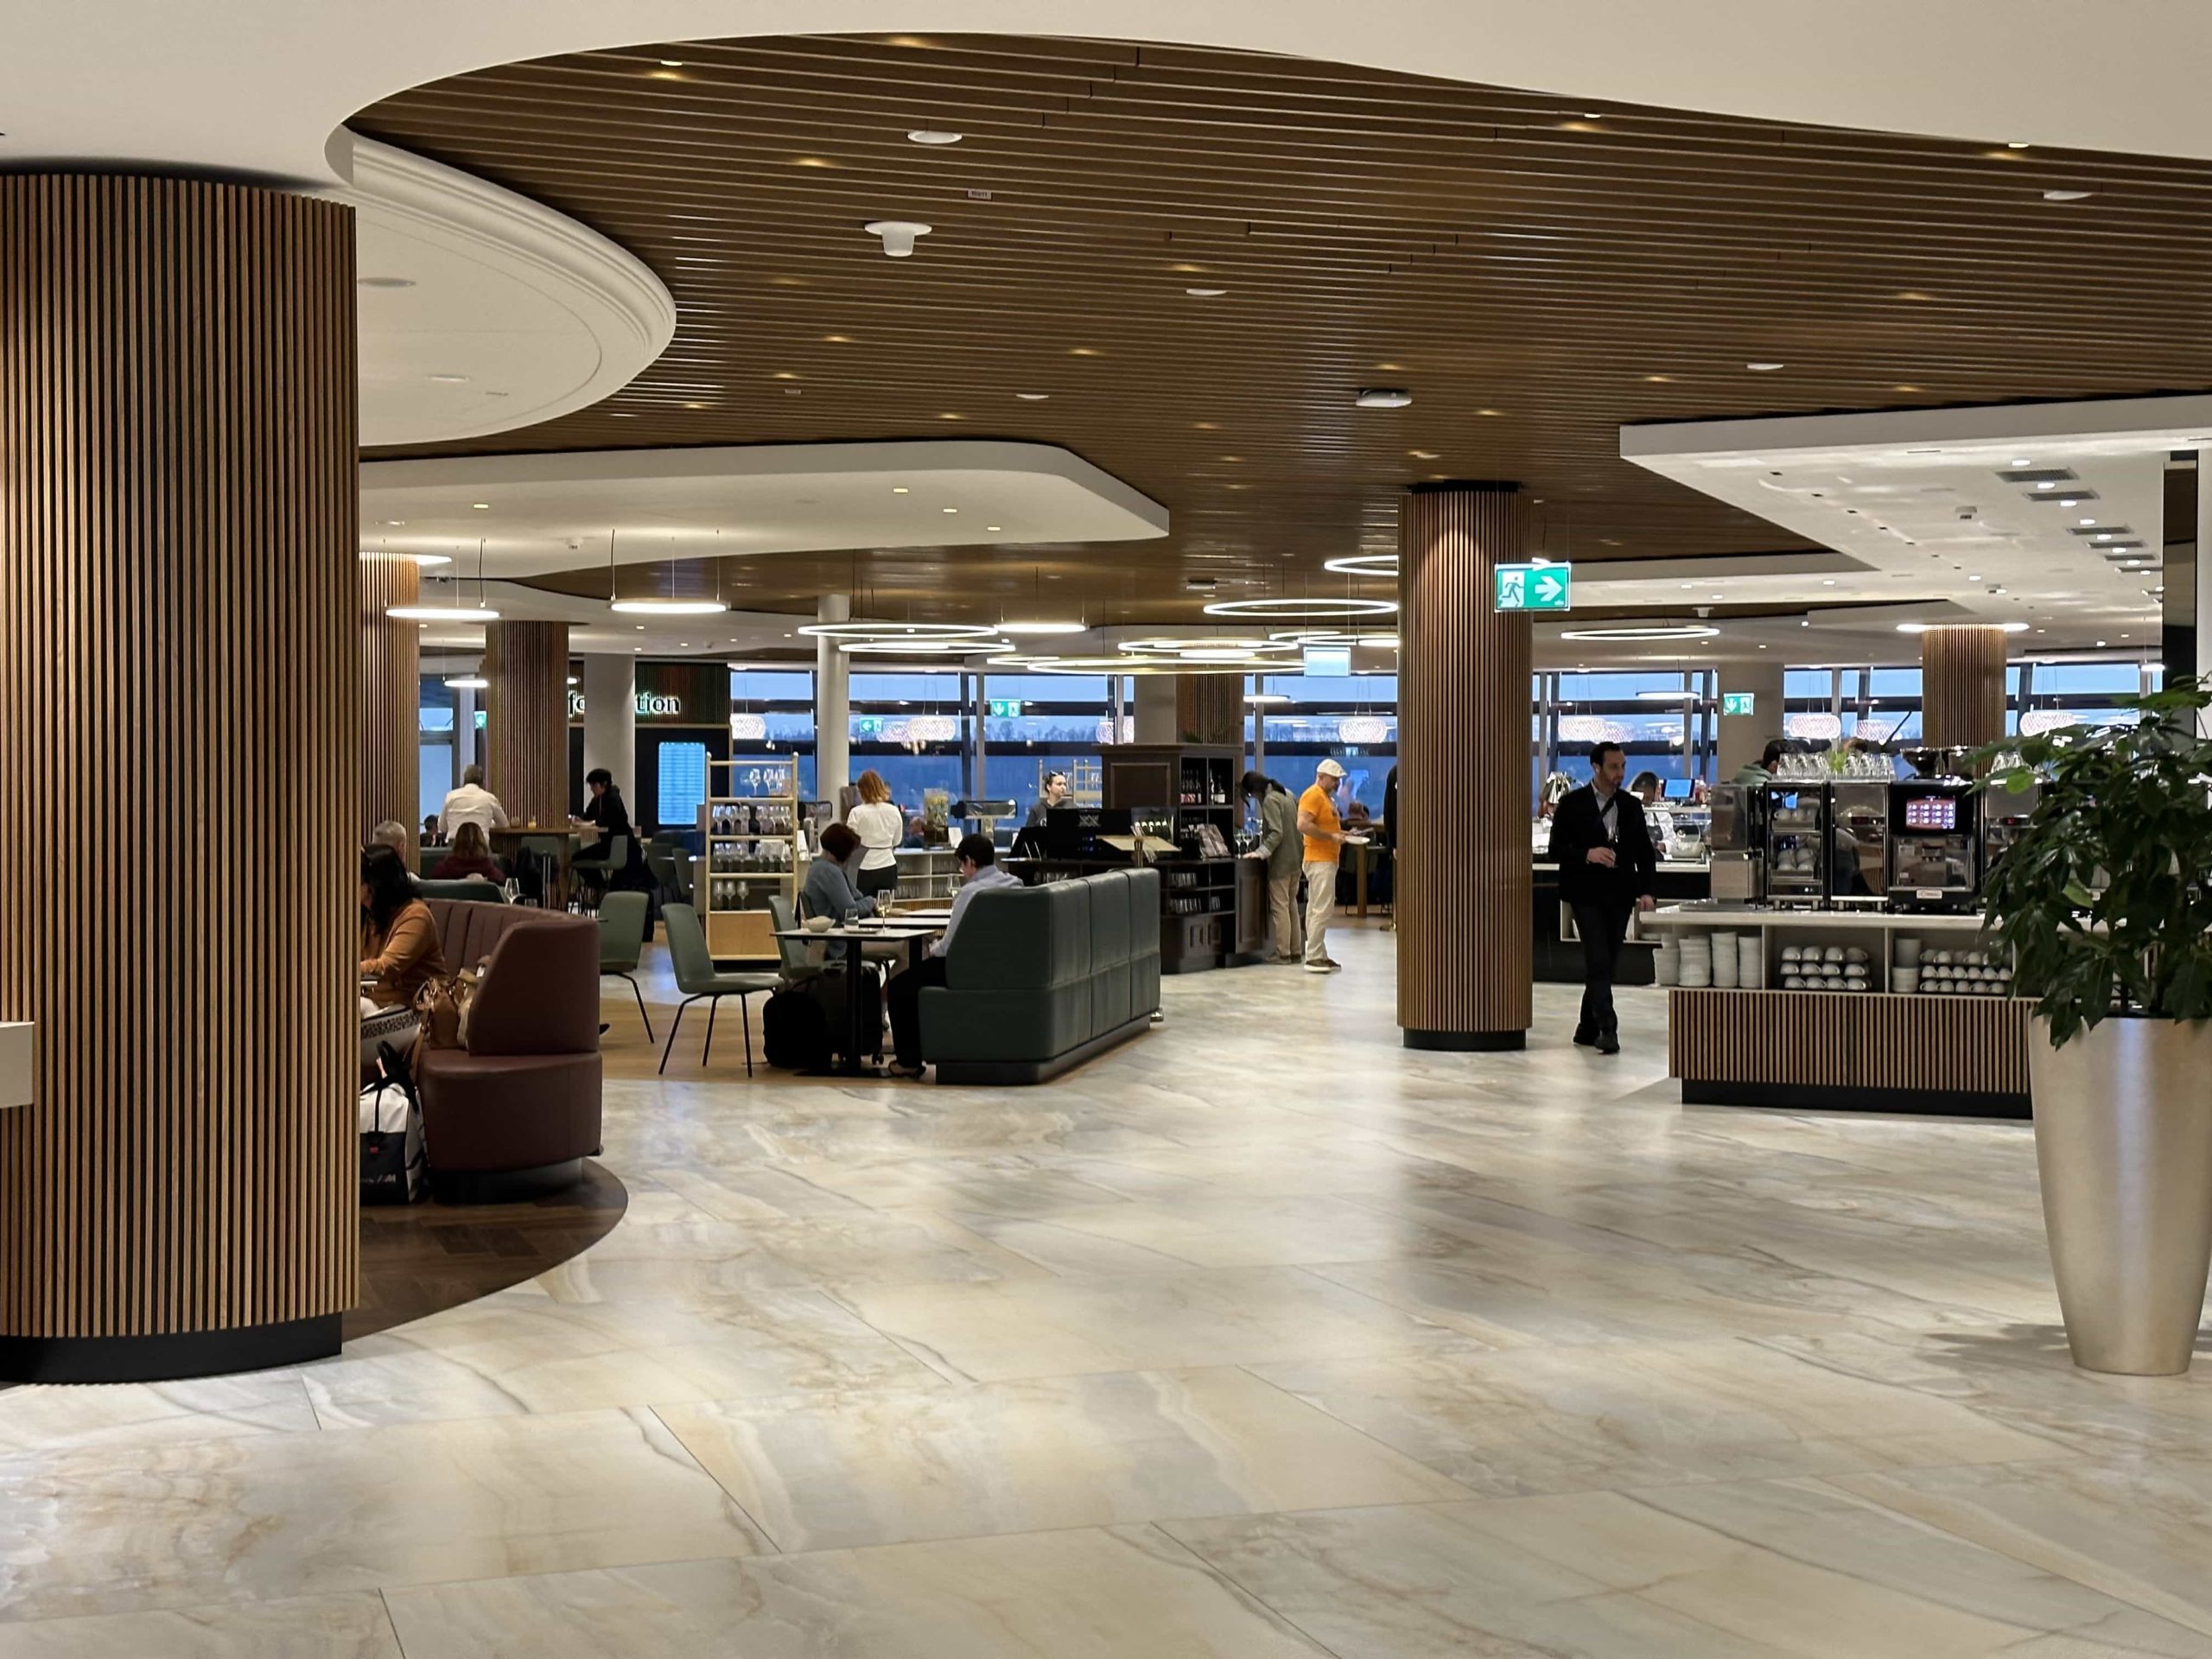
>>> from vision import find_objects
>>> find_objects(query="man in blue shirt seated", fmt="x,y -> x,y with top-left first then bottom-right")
887,833 -> 1023,1077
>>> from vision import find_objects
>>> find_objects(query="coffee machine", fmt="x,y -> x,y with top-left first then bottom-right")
1887,779 -> 1980,912
1707,780 -> 1766,906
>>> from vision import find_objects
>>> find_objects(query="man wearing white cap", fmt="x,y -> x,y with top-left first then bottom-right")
1296,758 -> 1351,972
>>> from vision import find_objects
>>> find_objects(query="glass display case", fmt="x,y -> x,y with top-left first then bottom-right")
1764,783 -> 1826,907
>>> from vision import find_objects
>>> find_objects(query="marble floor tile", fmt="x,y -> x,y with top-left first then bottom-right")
1834,1456 -> 2212,1637
302,1283 -> 946,1426
0,1592 -> 402,1657
657,1366 -> 1471,1551
0,1407 -> 768,1624
834,1264 -> 1463,1382
1250,1336 -> 2065,1497
1166,1484 -> 2212,1657
383,1525 -> 1332,1658
1010,1192 -> 1500,1269
0,1372 -> 318,1453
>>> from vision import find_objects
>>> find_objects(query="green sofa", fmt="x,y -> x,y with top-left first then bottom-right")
918,868 -> 1160,1084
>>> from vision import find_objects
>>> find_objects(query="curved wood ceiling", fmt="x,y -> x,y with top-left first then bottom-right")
353,34 -> 2212,627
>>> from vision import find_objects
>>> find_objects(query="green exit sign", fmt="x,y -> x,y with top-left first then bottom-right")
1494,562 -> 1572,613
988,698 -> 1024,718
1722,692 -> 1758,716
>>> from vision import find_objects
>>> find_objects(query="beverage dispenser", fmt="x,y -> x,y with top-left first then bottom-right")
1887,780 -> 1980,912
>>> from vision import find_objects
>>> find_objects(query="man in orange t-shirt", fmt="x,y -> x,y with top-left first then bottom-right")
1296,758 -> 1349,972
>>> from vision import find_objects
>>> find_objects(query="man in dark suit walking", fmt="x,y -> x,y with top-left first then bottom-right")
1546,741 -> 1658,1054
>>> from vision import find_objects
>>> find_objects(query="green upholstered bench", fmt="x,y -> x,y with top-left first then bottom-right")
918,868 -> 1160,1084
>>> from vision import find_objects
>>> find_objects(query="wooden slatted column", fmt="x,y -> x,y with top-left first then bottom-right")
360,556 -> 420,836
1398,483 -> 1532,1049
486,620 -> 571,828
0,175 -> 357,1381
1921,626 -> 2009,748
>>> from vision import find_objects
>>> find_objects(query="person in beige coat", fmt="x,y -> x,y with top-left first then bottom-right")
1243,770 -> 1303,964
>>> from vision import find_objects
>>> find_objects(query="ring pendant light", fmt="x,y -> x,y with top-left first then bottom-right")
1202,596 -> 1399,619
387,537 -> 499,621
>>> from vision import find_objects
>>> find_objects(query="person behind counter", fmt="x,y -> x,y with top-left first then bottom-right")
1241,769 -> 1302,965
1630,770 -> 1675,861
429,820 -> 505,883
846,769 -> 906,900
1025,770 -> 1071,828
1547,741 -> 1656,1056
1733,739 -> 1788,786
887,832 -> 1022,1077
360,844 -> 447,1009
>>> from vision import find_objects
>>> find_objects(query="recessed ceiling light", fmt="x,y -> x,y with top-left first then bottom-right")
1643,374 -> 1674,383
906,129 -> 963,144
1408,449 -> 1439,460
892,486 -> 909,493
470,502 -> 490,510
1356,389 -> 1413,409
942,506 -> 958,513
2080,518 -> 2097,526
1477,408 -> 1502,416
2006,141 -> 2031,149
1821,579 -> 1836,586
2043,189 -> 2093,202
2097,639 -> 2108,647
1185,287 -> 1227,297
1070,347 -> 1099,357
1745,361 -> 1785,372
1015,392 -> 1049,401
1581,111 -> 1605,119
1897,289 -> 1933,301
1968,575 -> 1984,582
2059,498 -> 2080,507
385,520 -> 405,526
986,525 -> 1002,531
939,412 -> 961,420
2036,481 -> 2057,490
659,59 -> 684,67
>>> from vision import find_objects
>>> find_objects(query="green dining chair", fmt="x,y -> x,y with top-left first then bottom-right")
596,890 -> 652,1040
658,903 -> 780,1077
766,893 -> 819,983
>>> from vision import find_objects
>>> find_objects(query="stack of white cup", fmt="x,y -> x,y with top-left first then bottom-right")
1738,932 -> 1764,990
1710,930 -> 1740,990
1654,932 -> 1681,987
1892,936 -> 1922,995
1678,931 -> 1713,988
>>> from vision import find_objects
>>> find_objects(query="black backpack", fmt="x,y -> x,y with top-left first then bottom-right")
762,983 -> 833,1070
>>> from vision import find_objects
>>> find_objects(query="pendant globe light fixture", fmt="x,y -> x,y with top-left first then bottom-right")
386,537 -> 499,621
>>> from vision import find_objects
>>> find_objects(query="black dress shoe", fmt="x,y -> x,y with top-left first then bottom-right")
1573,1027 -> 1598,1048
1595,1030 -> 1621,1055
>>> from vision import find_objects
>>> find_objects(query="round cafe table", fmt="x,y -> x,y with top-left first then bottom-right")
772,921 -> 941,1077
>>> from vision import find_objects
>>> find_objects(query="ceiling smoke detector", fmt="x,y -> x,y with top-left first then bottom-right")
863,219 -> 933,257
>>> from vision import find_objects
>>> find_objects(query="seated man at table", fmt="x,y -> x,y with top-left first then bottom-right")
886,833 -> 1023,1077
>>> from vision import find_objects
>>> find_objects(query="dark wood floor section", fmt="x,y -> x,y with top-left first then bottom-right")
346,1161 -> 628,1341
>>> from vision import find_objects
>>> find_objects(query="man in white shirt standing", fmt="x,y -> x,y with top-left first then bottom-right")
439,765 -> 510,842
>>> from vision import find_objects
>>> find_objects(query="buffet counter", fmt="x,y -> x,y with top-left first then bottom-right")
1641,905 -> 2031,1118
1531,861 -> 1710,985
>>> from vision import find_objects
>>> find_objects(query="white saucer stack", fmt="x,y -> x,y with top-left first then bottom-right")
1677,931 -> 1713,988
1654,933 -> 1681,987
1710,930 -> 1739,990
1738,932 -> 1764,989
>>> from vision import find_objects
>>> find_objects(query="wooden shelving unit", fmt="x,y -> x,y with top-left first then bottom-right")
699,754 -> 802,962
1103,743 -> 1261,971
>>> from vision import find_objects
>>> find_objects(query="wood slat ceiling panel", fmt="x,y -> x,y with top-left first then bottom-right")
354,33 -> 2212,626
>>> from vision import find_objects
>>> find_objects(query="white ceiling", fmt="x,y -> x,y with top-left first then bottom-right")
359,439 -> 1170,580
14,2 -> 2212,186
341,134 -> 674,448
1615,393 -> 2203,659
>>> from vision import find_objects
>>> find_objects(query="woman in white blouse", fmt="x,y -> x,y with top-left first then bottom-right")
846,768 -> 905,901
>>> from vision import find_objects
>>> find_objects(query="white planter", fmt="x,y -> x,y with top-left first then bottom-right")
2031,1014 -> 2212,1375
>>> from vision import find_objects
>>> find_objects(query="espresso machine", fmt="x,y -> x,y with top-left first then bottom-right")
1887,779 -> 1980,912
1707,780 -> 1766,906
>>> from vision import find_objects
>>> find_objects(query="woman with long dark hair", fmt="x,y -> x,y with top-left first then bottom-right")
360,844 -> 446,1008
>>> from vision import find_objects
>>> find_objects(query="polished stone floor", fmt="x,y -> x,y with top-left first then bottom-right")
3,920 -> 2211,1656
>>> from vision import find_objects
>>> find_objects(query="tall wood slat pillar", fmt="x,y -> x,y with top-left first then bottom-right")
0,175 -> 358,1381
1920,626 -> 2009,748
486,620 -> 571,827
1397,482 -> 1532,1050
360,556 -> 420,836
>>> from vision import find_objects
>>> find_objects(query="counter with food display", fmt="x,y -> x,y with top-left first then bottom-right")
1643,905 -> 2031,1118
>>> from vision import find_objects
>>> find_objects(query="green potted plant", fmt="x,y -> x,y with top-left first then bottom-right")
1974,677 -> 2212,1375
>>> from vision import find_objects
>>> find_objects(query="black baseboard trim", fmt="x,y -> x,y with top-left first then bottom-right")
429,1159 -> 586,1205
0,1313 -> 342,1384
1403,1028 -> 1527,1052
934,1013 -> 1155,1085
1682,1080 -> 2031,1120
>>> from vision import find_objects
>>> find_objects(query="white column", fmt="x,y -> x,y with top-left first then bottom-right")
581,654 -> 634,798
815,593 -> 851,805
1715,662 -> 1786,779
972,668 -> 988,799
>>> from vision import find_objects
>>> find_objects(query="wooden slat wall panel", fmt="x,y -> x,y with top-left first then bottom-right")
1175,675 -> 1241,746
486,620 -> 570,826
1397,485 -> 1531,1040
1669,989 -> 2031,1095
352,33 -> 2212,626
0,175 -> 357,1341
1921,627 -> 2009,748
360,558 -> 419,836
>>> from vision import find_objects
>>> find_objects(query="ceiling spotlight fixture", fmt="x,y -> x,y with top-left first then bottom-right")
1745,361 -> 1785,372
2042,188 -> 2094,202
358,550 -> 452,568
1015,392 -> 1049,401
1355,388 -> 1413,410
906,129 -> 963,144
444,675 -> 488,690
1557,625 -> 1721,641
863,219 -> 933,257
1202,597 -> 1400,620
609,598 -> 729,615
1185,287 -> 1227,297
